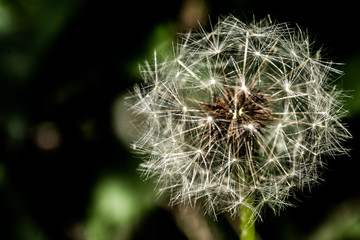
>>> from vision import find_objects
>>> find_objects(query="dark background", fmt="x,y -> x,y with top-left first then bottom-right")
0,0 -> 359,239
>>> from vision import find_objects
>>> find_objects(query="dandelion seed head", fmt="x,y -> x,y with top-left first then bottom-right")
129,15 -> 351,219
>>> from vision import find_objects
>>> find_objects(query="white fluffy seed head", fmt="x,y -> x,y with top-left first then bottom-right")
129,15 -> 351,220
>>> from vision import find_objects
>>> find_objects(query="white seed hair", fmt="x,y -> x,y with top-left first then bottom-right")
129,15 -> 351,220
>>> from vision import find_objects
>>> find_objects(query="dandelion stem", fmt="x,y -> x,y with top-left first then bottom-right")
240,196 -> 255,240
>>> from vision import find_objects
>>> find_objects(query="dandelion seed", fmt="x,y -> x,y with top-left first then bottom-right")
129,15 -> 351,222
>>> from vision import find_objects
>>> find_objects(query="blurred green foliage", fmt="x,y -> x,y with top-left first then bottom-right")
0,0 -> 82,79
128,22 -> 175,78
85,175 -> 155,240
343,55 -> 360,116
0,0 -> 359,240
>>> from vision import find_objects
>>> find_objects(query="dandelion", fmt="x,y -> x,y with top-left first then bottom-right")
129,15 -> 351,238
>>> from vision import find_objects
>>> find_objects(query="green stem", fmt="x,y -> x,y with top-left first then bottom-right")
240,197 -> 255,240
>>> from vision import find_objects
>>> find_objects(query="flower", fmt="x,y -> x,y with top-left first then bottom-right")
129,15 -> 351,219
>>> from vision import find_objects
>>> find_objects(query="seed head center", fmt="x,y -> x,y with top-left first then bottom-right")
232,107 -> 245,120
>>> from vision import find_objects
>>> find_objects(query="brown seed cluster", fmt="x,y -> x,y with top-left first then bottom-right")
202,87 -> 272,143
